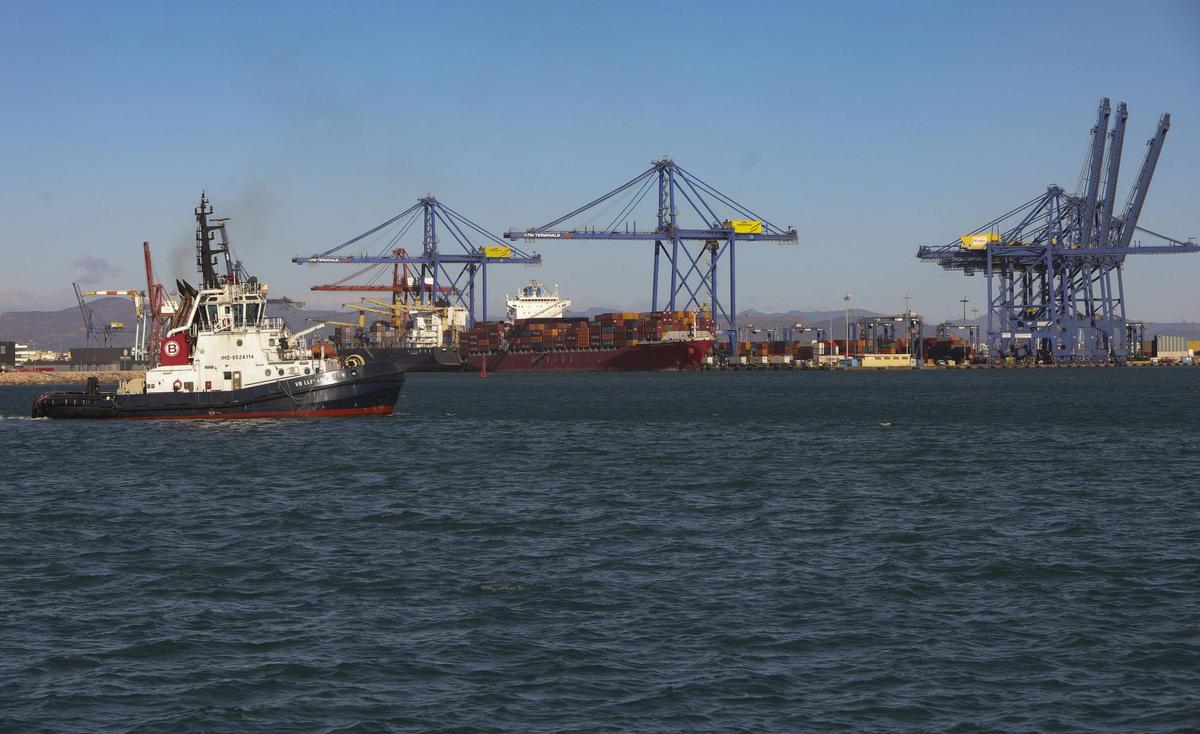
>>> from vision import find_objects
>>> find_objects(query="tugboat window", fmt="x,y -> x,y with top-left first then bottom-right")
236,339 -> 243,347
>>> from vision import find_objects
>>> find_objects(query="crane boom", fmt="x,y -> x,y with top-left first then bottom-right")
346,303 -> 402,317
73,283 -> 95,346
311,284 -> 454,293
1078,98 -> 1111,247
1098,101 -> 1128,247
1118,113 -> 1171,248
82,290 -> 144,318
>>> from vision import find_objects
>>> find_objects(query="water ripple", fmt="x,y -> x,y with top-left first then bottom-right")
1,371 -> 1198,732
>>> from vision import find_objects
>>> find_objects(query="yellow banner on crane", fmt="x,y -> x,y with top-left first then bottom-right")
725,219 -> 764,234
959,232 -> 1000,250
482,246 -> 512,258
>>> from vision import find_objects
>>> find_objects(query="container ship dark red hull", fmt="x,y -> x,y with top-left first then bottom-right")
340,346 -> 463,372
458,310 -> 716,372
464,339 -> 711,372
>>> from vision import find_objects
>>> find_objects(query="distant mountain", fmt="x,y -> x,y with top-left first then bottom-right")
0,298 -> 139,352
565,306 -> 624,318
733,309 -> 883,336
0,298 -> 345,352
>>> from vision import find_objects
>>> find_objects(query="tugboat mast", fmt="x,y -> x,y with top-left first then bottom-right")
194,192 -> 231,289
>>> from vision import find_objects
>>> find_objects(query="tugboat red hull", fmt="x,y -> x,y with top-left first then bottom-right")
32,361 -> 405,419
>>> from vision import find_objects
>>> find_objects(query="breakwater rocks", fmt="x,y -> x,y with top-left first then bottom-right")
0,371 -> 145,386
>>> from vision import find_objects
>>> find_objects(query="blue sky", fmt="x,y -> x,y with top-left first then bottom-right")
2,0 -> 1198,322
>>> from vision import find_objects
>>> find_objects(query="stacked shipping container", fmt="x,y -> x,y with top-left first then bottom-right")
1153,334 -> 1190,360
728,338 -> 921,362
459,311 -> 715,355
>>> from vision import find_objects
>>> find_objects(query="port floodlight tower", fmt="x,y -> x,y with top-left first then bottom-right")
917,98 -> 1199,363
504,156 -> 798,335
292,196 -> 541,324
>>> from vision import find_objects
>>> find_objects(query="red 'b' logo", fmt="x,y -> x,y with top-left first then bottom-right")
163,341 -> 180,357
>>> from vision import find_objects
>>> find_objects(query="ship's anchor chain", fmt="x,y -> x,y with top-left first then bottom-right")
279,374 -> 318,408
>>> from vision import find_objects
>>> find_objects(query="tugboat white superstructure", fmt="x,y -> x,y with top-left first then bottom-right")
32,194 -> 405,419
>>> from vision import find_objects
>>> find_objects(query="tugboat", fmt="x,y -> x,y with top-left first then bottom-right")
32,194 -> 406,419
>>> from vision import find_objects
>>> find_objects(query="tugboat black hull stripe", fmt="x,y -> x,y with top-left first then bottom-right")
32,361 -> 405,420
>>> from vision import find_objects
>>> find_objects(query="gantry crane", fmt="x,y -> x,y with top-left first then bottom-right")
850,311 -> 926,363
74,283 -> 140,355
79,289 -> 149,361
73,283 -> 98,346
348,298 -> 409,328
309,248 -> 457,308
504,156 -> 797,333
142,241 -> 175,365
917,98 -> 1199,363
292,196 -> 542,324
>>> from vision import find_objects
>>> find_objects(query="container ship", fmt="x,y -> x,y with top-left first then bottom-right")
459,282 -> 714,372
329,300 -> 467,372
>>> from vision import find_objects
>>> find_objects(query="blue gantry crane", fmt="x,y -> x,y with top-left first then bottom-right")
73,282 -> 98,346
504,156 -> 797,333
74,282 -> 135,350
850,311 -> 926,363
292,195 -> 541,324
917,98 -> 1199,363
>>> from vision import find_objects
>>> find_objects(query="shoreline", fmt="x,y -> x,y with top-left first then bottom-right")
0,371 -> 145,386
1,363 -> 1193,386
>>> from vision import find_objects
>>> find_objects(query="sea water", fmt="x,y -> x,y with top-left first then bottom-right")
1,370 -> 1197,731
